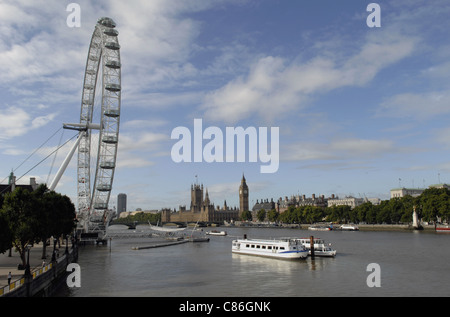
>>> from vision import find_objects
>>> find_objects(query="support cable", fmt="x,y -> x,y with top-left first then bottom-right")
0,132 -> 79,195
46,128 -> 65,185
0,127 -> 63,185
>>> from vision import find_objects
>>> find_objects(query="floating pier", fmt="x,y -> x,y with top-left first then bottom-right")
132,239 -> 188,250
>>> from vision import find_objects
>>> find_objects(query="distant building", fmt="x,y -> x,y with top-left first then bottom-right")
390,188 -> 425,198
119,209 -> 158,218
391,184 -> 450,199
161,176 -> 246,224
252,198 -> 276,220
327,197 -> 365,209
239,174 -> 249,214
117,193 -> 127,213
252,198 -> 276,212
429,184 -> 450,190
0,172 -> 38,195
277,194 -> 335,212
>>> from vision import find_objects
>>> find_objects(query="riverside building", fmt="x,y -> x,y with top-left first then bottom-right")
161,175 -> 249,224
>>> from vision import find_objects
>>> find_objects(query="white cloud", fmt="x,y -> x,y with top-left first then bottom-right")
377,91 -> 450,120
0,107 -> 56,140
283,138 -> 396,162
116,131 -> 169,168
201,31 -> 417,124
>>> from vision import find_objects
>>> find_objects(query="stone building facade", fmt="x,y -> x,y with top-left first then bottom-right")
161,176 -> 248,224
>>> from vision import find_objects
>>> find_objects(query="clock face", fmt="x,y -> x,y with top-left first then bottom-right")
244,190 -> 247,194
240,190 -> 242,194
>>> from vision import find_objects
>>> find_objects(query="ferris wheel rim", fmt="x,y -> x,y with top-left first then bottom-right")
77,17 -> 121,223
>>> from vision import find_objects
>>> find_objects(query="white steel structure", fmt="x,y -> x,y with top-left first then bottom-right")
50,17 -> 121,235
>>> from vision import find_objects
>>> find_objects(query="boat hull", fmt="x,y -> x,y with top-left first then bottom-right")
232,249 -> 308,260
307,250 -> 336,257
295,238 -> 337,257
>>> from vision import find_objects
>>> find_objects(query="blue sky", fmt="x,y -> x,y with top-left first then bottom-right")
1,0 -> 450,211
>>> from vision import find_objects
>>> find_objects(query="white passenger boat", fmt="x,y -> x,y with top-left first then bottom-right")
436,225 -> 450,233
295,238 -> 337,257
308,224 -> 333,231
339,224 -> 359,231
232,238 -> 308,260
206,230 -> 227,236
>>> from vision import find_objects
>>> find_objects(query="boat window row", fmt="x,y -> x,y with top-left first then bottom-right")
245,244 -> 285,250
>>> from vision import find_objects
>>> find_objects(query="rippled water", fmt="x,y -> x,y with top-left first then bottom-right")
56,225 -> 450,297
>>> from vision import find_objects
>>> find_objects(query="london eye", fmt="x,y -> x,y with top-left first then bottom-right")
49,17 -> 121,235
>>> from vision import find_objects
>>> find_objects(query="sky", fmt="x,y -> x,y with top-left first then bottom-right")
1,0 -> 450,212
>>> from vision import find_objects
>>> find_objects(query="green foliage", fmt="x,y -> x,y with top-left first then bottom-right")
240,210 -> 252,221
416,187 -> 450,223
275,189 -> 450,225
256,209 -> 266,222
0,185 -> 76,264
0,211 -> 13,253
112,211 -> 161,225
267,209 -> 279,222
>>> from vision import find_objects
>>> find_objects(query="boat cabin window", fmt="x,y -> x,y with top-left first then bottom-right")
267,246 -> 272,250
280,247 -> 285,250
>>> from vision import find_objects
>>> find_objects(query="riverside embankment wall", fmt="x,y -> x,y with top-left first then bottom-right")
1,246 -> 78,297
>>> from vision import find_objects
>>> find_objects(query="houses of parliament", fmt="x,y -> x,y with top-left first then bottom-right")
161,175 -> 249,224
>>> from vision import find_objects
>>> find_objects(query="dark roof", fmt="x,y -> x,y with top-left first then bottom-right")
252,199 -> 276,212
0,184 -> 35,195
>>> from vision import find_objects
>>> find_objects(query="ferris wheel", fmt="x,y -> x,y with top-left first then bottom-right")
49,17 -> 121,233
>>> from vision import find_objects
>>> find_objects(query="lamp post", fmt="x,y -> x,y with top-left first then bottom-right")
24,245 -> 31,277
51,238 -> 57,262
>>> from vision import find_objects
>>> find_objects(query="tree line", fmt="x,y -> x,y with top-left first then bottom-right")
111,211 -> 161,225
0,185 -> 76,267
242,187 -> 450,225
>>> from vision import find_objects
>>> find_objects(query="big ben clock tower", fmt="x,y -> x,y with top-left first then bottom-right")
239,174 -> 249,214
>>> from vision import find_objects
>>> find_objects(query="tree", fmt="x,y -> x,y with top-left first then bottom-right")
302,206 -> 325,224
256,209 -> 266,222
418,188 -> 450,223
326,205 -> 350,223
1,187 -> 41,267
267,209 -> 279,222
0,185 -> 76,266
279,206 -> 299,223
0,211 -> 13,254
240,210 -> 252,221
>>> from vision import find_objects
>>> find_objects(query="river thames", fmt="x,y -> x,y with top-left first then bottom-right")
55,225 -> 450,297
